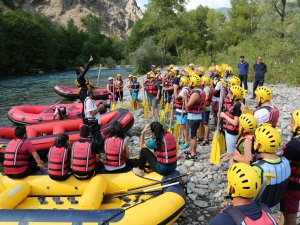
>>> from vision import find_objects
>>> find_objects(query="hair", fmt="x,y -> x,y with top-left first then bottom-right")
150,122 -> 165,149
80,125 -> 90,138
240,55 -> 244,59
75,67 -> 81,75
87,88 -> 94,96
14,126 -> 26,139
54,133 -> 69,148
110,121 -> 124,138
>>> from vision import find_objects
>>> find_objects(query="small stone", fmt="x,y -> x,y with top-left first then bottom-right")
213,192 -> 222,198
187,182 -> 195,190
188,193 -> 197,201
190,176 -> 198,183
198,179 -> 208,185
198,216 -> 205,221
194,200 -> 209,208
184,160 -> 194,167
191,187 -> 206,196
208,182 -> 218,190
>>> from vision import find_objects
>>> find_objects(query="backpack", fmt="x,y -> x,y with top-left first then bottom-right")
264,106 -> 279,128
205,86 -> 214,107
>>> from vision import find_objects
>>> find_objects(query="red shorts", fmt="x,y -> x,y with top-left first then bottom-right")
281,189 -> 300,214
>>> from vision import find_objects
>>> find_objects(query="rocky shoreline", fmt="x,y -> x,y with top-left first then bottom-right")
122,76 -> 300,224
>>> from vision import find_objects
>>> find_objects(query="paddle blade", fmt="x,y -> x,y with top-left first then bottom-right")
160,110 -> 165,123
159,97 -> 163,109
130,100 -> 135,111
111,103 -> 116,111
167,127 -> 172,133
174,122 -> 179,139
137,100 -> 143,109
144,103 -> 149,119
165,102 -> 170,113
210,132 -> 221,165
120,101 -> 126,109
197,127 -> 202,138
219,132 -> 226,154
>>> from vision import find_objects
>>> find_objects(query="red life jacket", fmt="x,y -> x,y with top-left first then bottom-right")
155,133 -> 177,164
108,83 -> 114,92
187,88 -> 206,114
174,87 -> 188,110
104,137 -> 126,167
4,139 -> 29,175
147,81 -> 158,94
205,86 -> 214,107
223,204 -> 278,225
48,146 -> 70,177
71,140 -> 95,173
264,106 -> 279,128
222,101 -> 239,132
156,74 -> 163,85
164,77 -> 173,89
282,137 -> 300,183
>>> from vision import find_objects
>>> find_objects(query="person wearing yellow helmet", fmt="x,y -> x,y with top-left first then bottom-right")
198,67 -> 205,77
252,125 -> 291,209
209,163 -> 278,225
189,63 -> 195,70
252,56 -> 267,99
106,77 -> 116,107
211,67 -> 223,128
115,74 -> 124,103
130,76 -> 141,110
219,85 -> 243,165
182,76 -> 206,159
174,76 -> 190,150
279,110 -> 300,225
147,73 -> 161,119
127,74 -> 134,95
162,68 -> 176,106
238,56 -> 249,90
233,114 -> 258,164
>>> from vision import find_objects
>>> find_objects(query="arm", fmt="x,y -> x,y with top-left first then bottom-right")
184,92 -> 198,110
233,138 -> 253,164
220,114 -> 239,127
124,141 -> 130,159
89,106 -> 102,116
140,124 -> 150,148
32,152 -> 45,169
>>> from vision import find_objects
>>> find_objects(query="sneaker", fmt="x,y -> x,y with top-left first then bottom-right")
132,167 -> 144,177
180,144 -> 190,150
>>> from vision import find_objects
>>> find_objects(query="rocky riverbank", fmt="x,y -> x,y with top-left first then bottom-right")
121,76 -> 300,224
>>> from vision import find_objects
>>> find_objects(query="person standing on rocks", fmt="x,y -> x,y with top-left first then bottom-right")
147,73 -> 160,119
252,56 -> 267,99
132,122 -> 177,177
208,163 -> 278,225
183,75 -> 205,159
280,110 -> 300,225
211,66 -> 223,128
75,56 -> 94,118
237,56 -> 249,90
252,125 -> 291,208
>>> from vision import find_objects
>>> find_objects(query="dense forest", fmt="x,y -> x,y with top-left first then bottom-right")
1,0 -> 300,85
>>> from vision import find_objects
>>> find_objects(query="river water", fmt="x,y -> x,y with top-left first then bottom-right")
0,68 -> 131,126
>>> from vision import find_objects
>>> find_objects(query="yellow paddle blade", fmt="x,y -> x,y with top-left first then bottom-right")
210,132 -> 221,165
160,110 -> 165,123
167,127 -> 172,133
144,103 -> 149,119
219,132 -> 226,154
173,122 -> 179,139
242,109 -> 254,115
165,102 -> 170,113
197,127 -> 202,138
159,97 -> 163,109
137,100 -> 143,109
130,100 -> 135,111
111,103 -> 116,111
120,101 -> 126,109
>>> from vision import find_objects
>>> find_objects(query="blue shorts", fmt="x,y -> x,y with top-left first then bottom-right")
148,94 -> 158,109
188,119 -> 201,138
202,111 -> 210,124
176,114 -> 188,125
131,92 -> 139,100
167,92 -> 173,103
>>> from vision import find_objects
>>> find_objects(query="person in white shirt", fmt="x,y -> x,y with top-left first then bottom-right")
84,89 -> 101,125
52,105 -> 68,120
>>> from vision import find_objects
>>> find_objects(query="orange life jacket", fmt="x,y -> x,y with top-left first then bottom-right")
104,137 -> 126,167
4,139 -> 29,175
187,88 -> 206,114
48,146 -> 70,177
71,140 -> 95,173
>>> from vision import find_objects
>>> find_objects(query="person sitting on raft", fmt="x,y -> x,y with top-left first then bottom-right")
52,104 -> 68,120
48,133 -> 71,181
3,126 -> 45,179
103,121 -> 130,173
132,122 -> 177,177
71,125 -> 100,180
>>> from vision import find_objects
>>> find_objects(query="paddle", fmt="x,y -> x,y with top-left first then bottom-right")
111,78 -> 116,111
176,101 -> 185,148
167,97 -> 174,133
143,88 -> 149,120
254,173 -> 276,202
49,100 -> 63,109
96,64 -> 102,87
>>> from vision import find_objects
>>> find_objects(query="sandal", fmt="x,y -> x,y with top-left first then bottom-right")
185,154 -> 198,160
201,140 -> 209,146
184,150 -> 191,155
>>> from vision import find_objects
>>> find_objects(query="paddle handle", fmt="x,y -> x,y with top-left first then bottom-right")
144,181 -> 180,193
216,87 -> 224,135
50,100 -> 63,109
96,64 -> 102,87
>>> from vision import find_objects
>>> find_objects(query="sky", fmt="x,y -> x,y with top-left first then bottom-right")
136,0 -> 231,11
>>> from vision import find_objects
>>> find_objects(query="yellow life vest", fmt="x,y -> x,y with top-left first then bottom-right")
74,77 -> 93,92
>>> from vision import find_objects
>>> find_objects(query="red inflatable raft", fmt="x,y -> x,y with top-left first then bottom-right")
54,85 -> 109,100
7,101 -> 105,125
0,109 -> 134,158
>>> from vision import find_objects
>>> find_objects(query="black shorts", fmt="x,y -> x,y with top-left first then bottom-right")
188,119 -> 201,138
202,111 -> 210,124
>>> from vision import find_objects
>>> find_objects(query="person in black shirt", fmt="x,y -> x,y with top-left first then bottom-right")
252,56 -> 267,99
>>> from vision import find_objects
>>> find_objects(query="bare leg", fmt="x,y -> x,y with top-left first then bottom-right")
204,124 -> 210,141
190,137 -> 197,156
280,212 -> 297,225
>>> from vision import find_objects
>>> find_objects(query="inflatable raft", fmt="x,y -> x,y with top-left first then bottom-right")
0,109 -> 134,158
0,170 -> 185,224
7,101 -> 104,125
54,85 -> 109,100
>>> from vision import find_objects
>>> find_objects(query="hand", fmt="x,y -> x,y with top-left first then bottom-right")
89,56 -> 94,62
240,103 -> 248,112
156,96 -> 159,101
142,124 -> 151,133
219,112 -> 226,118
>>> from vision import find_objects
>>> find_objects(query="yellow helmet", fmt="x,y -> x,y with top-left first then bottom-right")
215,65 -> 222,74
180,76 -> 189,87
189,75 -> 201,87
149,72 -> 156,79
156,68 -> 161,72
202,76 -> 211,86
226,66 -> 233,74
228,76 -> 241,86
230,85 -> 243,100
189,63 -> 195,68
227,163 -> 261,198
291,110 -> 300,133
198,67 -> 205,74
209,66 -> 216,71
147,71 -> 153,76
221,63 -> 229,70
213,77 -> 219,86
239,114 -> 258,134
255,86 -> 272,103
132,75 -> 137,79
254,125 -> 282,153
190,70 -> 198,77
171,69 -> 178,76
169,64 -> 174,70
128,74 -> 133,78
184,67 -> 191,74
116,74 -> 122,77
